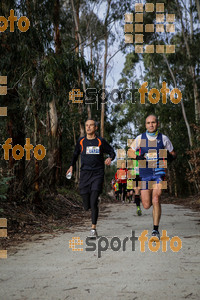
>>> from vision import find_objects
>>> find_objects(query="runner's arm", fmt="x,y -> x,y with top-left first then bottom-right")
127,148 -> 136,158
102,139 -> 116,161
70,140 -> 81,167
163,135 -> 177,161
128,136 -> 141,159
167,150 -> 177,161
66,140 -> 81,175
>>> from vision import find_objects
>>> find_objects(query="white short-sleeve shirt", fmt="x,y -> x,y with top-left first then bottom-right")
130,133 -> 174,152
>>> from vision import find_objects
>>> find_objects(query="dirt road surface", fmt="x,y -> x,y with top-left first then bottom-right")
0,203 -> 200,300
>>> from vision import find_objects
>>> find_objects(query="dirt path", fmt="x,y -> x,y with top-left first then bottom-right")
0,203 -> 200,300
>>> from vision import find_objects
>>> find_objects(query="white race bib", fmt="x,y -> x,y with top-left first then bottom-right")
86,146 -> 100,154
145,152 -> 157,160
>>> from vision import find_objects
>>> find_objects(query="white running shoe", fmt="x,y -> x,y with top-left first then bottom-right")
88,229 -> 98,239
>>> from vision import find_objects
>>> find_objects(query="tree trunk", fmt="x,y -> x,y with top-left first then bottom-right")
189,0 -> 193,40
163,53 -> 193,148
173,167 -> 178,197
47,0 -> 62,187
177,0 -> 200,125
187,159 -> 199,192
71,0 -> 88,182
49,98 -> 58,138
195,0 -> 200,22
71,0 -> 86,128
101,0 -> 111,138
6,89 -> 25,201
33,100 -> 40,204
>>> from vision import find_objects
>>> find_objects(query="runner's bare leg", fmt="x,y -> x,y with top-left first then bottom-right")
152,184 -> 162,226
140,190 -> 152,209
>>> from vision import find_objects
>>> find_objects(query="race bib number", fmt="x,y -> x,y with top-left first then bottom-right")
145,152 -> 157,160
86,146 -> 100,154
127,180 -> 134,189
117,170 -> 127,180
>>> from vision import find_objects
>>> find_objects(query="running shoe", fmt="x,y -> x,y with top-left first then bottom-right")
151,230 -> 160,240
88,229 -> 98,239
137,206 -> 142,216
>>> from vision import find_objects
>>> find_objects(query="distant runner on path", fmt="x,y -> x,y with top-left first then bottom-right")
127,150 -> 142,216
115,162 -> 128,204
112,179 -> 120,201
128,115 -> 176,240
66,119 -> 116,238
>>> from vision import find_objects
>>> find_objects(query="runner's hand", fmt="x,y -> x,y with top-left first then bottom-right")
167,151 -> 176,162
136,153 -> 146,160
66,166 -> 73,176
105,157 -> 112,166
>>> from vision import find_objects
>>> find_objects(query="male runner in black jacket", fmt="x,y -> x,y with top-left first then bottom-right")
66,119 -> 116,238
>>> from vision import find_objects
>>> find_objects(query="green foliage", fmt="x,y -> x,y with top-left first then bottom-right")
0,176 -> 13,200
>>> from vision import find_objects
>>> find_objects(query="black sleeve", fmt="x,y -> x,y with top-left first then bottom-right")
70,139 -> 81,167
102,138 -> 116,161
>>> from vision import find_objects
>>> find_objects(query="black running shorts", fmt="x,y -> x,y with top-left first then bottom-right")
79,169 -> 104,194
